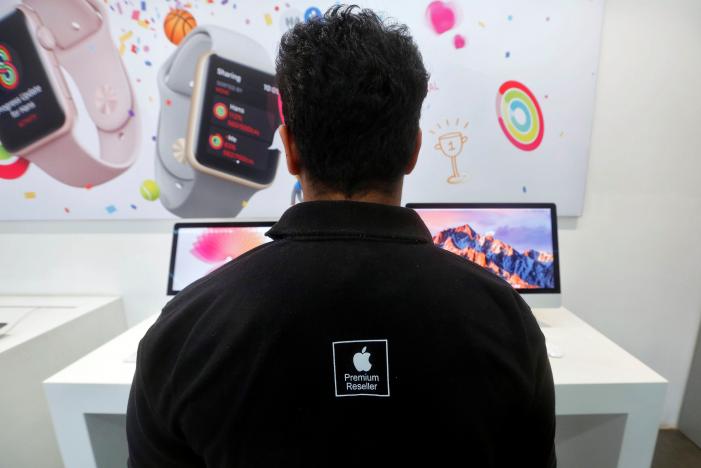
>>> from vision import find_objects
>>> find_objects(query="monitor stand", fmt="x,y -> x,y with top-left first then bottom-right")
523,294 -> 561,329
523,293 -> 561,310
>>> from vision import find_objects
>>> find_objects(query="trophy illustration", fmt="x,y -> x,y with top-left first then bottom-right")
434,131 -> 467,184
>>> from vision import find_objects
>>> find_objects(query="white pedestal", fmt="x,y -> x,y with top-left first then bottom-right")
45,307 -> 667,468
536,308 -> 668,468
0,296 -> 127,468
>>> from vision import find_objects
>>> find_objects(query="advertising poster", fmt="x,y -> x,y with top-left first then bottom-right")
0,0 -> 604,219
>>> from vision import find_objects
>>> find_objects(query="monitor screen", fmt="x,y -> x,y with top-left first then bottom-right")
408,204 -> 560,294
168,222 -> 274,295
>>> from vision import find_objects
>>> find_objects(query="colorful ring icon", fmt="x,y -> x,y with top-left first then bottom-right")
208,133 -> 224,151
0,145 -> 29,180
496,80 -> 544,151
304,7 -> 322,22
213,102 -> 228,120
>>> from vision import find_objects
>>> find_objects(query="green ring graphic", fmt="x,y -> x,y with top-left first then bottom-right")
502,89 -> 539,143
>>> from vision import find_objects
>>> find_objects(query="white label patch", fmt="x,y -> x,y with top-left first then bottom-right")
332,339 -> 390,397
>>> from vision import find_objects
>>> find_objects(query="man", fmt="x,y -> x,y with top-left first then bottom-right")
127,5 -> 556,467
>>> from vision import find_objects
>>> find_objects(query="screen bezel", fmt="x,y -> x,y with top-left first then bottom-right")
186,52 -> 279,189
406,202 -> 561,295
167,221 -> 276,296
0,7 -> 73,154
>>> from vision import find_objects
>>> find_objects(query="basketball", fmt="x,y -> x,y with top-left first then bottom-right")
164,9 -> 197,45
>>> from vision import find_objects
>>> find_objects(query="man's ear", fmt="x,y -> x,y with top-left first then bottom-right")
405,129 -> 422,175
279,125 -> 301,176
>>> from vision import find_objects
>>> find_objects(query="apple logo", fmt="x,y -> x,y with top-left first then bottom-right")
353,346 -> 372,372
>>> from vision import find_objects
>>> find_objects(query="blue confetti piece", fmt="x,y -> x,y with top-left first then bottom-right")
145,60 -> 152,66
141,1 -> 146,11
505,51 -> 511,58
508,15 -> 513,21
151,135 -> 156,141
128,109 -> 135,117
522,186 -> 527,193
130,204 -> 138,210
221,0 -> 228,4
106,205 -> 117,214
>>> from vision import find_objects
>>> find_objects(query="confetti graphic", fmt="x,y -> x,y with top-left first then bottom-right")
496,81 -> 545,151
118,31 -> 133,56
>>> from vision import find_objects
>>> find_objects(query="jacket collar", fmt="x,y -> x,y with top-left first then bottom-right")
267,201 -> 432,244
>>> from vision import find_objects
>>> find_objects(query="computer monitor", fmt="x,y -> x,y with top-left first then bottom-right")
167,222 -> 275,295
407,203 -> 561,308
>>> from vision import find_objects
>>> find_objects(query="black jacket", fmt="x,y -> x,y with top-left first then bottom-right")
127,201 -> 556,468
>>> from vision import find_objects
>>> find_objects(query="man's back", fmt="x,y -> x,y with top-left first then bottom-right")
128,201 -> 555,467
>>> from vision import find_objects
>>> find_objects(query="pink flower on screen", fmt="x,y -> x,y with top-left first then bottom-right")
190,228 -> 266,265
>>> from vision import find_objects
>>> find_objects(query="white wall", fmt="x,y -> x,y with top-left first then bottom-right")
0,0 -> 700,427
558,0 -> 701,427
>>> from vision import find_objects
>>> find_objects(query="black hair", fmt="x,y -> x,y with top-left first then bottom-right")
276,5 -> 429,196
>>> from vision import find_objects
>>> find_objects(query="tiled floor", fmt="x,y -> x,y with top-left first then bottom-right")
652,430 -> 701,468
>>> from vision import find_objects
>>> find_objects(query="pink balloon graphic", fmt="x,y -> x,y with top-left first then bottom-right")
427,1 -> 457,35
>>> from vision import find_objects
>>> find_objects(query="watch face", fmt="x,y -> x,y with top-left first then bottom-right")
0,10 -> 66,154
194,54 -> 281,185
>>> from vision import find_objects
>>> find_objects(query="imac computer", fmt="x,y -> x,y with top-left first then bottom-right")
125,222 -> 276,362
407,203 -> 561,309
167,222 -> 275,296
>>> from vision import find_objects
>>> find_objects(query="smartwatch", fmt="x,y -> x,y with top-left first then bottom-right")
155,26 -> 281,218
0,0 -> 139,187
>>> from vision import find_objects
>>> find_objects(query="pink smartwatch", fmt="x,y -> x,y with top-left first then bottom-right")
0,0 -> 139,187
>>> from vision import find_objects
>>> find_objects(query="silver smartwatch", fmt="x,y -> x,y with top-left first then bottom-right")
155,26 -> 281,218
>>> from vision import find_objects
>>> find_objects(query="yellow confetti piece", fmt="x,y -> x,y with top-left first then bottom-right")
478,20 -> 486,28
119,43 -> 125,56
264,13 -> 273,26
119,31 -> 133,43
137,19 -> 149,29
24,192 -> 36,199
560,131 -> 565,138
241,200 -> 249,208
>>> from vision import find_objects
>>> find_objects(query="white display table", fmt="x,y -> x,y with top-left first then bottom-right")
0,296 -> 127,468
45,307 -> 667,468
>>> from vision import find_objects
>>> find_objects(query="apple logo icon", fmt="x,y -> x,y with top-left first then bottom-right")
353,346 -> 372,372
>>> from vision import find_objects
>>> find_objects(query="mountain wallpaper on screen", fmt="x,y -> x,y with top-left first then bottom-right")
433,224 -> 555,289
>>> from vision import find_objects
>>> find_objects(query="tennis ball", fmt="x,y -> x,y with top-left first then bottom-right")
140,179 -> 160,201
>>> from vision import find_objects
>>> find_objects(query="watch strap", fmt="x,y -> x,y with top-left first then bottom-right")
21,0 -> 138,187
25,122 -> 139,187
156,154 -> 257,218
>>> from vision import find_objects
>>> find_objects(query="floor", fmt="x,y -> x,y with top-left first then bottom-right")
652,430 -> 701,468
